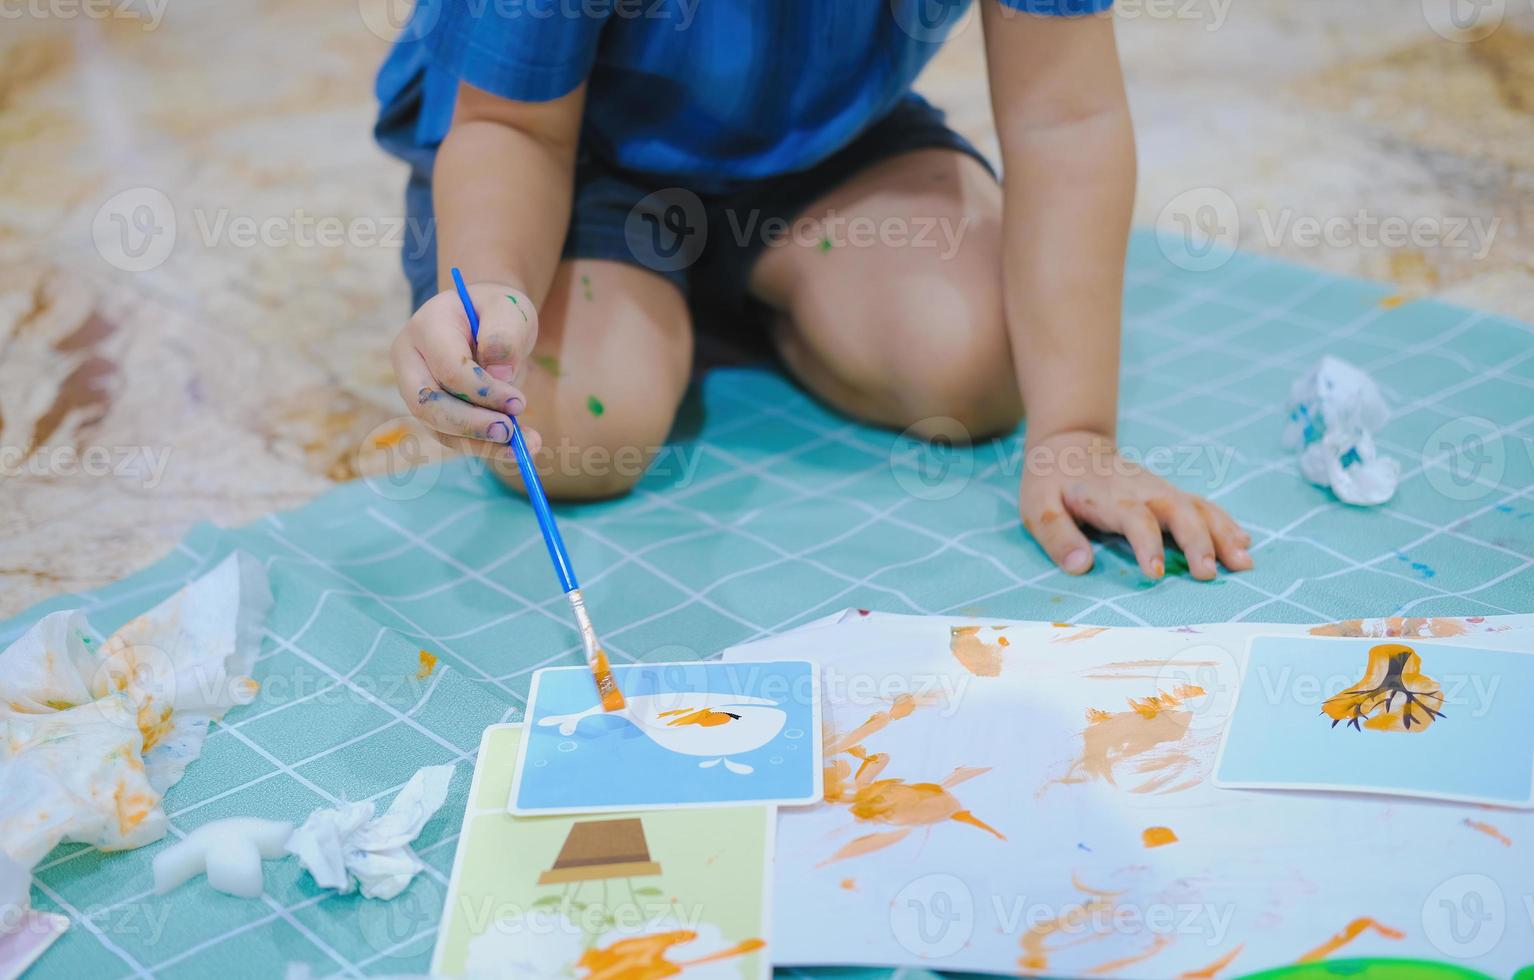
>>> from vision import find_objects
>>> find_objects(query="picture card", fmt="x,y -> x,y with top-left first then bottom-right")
434,725 -> 772,979
1215,635 -> 1534,806
511,660 -> 822,814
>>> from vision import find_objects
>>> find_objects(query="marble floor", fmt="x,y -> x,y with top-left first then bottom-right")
1,0 -> 1531,617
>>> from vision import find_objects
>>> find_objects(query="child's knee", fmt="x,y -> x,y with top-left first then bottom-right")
883,289 -> 1022,441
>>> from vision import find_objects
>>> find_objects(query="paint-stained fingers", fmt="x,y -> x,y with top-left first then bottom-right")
1194,498 -> 1253,570
394,340 -> 535,448
1148,497 -> 1218,580
1108,501 -> 1167,579
414,332 -> 528,416
1023,498 -> 1095,575
468,285 -> 540,381
429,428 -> 543,462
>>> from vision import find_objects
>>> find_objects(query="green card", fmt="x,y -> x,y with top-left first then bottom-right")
432,725 -> 774,979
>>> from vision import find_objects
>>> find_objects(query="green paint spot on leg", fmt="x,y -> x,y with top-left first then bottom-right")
581,275 -> 594,301
507,294 -> 528,322
532,354 -> 563,377
586,394 -> 605,417
817,237 -> 833,253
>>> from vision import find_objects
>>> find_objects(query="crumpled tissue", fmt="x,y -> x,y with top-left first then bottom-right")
1283,356 -> 1399,506
0,552 -> 271,916
287,764 -> 455,900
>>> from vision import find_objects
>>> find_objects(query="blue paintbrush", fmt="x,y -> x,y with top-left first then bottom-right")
450,267 -> 625,712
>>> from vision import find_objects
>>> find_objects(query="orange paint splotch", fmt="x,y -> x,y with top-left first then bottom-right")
1046,688 -> 1212,796
1141,826 -> 1178,848
1019,876 -> 1171,976
1295,917 -> 1404,963
370,425 -> 409,449
415,650 -> 437,680
1323,643 -> 1444,732
661,707 -> 741,728
1179,943 -> 1245,978
1056,627 -> 1109,644
840,878 -> 856,891
1311,617 -> 1468,639
1378,294 -> 1411,309
577,930 -> 764,979
135,698 -> 175,753
821,699 -> 1001,864
950,626 -> 1006,677
1464,818 -> 1512,846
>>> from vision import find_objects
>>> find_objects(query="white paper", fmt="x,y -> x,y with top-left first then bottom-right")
726,612 -> 1534,977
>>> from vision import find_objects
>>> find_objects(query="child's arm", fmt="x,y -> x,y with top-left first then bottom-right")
390,81 -> 585,459
982,5 -> 1253,580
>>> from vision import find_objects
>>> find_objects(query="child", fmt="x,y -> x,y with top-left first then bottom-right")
375,0 -> 1253,582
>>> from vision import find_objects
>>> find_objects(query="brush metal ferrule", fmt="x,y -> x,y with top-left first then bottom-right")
566,588 -> 600,660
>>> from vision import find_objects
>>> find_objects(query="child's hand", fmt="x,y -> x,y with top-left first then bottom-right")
390,282 -> 542,458
1019,430 -> 1253,581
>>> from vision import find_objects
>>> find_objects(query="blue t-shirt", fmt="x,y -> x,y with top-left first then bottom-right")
377,0 -> 1113,190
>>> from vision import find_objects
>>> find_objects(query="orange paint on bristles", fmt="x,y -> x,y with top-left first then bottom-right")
591,649 -> 626,711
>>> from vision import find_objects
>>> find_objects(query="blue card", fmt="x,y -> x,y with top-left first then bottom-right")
510,660 -> 822,813
1214,635 -> 1534,807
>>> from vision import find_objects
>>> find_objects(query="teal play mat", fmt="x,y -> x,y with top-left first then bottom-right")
6,232 -> 1532,978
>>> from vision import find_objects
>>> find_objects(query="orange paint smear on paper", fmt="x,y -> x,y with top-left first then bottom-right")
1019,876 -> 1172,976
1464,818 -> 1512,846
1179,943 -> 1245,978
1141,826 -> 1178,848
578,930 -> 764,979
415,650 -> 437,680
135,698 -> 175,753
821,694 -> 999,865
660,708 -> 740,728
1378,294 -> 1411,309
1056,627 -> 1109,644
950,626 -> 1005,677
1045,688 -> 1211,796
1295,917 -> 1403,962
840,878 -> 856,891
1310,617 -> 1468,639
112,778 -> 156,836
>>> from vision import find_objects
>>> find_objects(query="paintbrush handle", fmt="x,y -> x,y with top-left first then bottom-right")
450,267 -> 578,593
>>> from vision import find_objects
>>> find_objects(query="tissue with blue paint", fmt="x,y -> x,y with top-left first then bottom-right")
1283,356 -> 1399,506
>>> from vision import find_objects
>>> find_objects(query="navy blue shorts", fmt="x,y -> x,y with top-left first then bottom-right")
378,82 -> 995,327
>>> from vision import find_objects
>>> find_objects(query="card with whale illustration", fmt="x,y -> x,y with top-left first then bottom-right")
511,660 -> 823,813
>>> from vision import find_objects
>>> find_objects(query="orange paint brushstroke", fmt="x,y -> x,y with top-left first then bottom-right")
370,425 -> 409,449
577,930 -> 764,979
1057,627 -> 1109,644
1086,934 -> 1173,974
1142,826 -> 1178,848
950,626 -> 1005,677
1019,876 -> 1172,976
1179,943 -> 1244,978
1464,818 -> 1512,846
1295,918 -> 1404,963
840,878 -> 856,891
821,695 -> 1000,865
415,650 -> 437,680
1046,688 -> 1212,796
1310,617 -> 1468,639
1378,294 -> 1410,309
661,708 -> 740,728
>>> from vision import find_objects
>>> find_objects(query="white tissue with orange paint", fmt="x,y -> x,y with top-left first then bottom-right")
0,552 -> 270,912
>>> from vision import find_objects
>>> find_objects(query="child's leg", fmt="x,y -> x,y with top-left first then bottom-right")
490,258 -> 692,500
748,148 -> 1019,442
